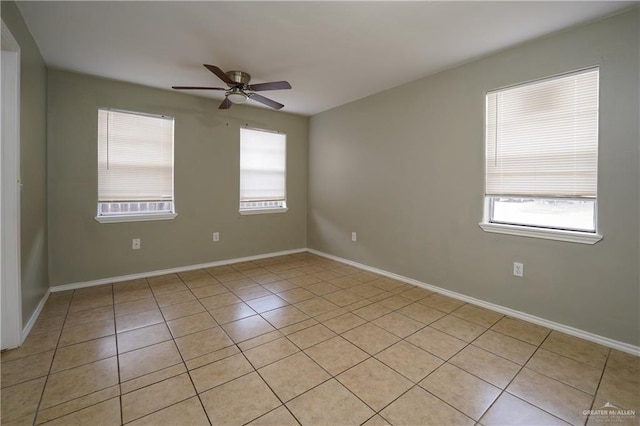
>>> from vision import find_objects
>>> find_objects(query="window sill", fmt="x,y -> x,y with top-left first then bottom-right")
479,222 -> 602,245
239,208 -> 288,216
95,213 -> 178,224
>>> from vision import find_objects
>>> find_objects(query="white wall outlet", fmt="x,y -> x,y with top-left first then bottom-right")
132,238 -> 141,250
513,262 -> 524,277
213,232 -> 220,242
351,232 -> 357,242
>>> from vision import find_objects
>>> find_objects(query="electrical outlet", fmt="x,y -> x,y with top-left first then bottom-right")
132,238 -> 141,250
213,232 -> 220,242
513,262 -> 524,277
351,232 -> 357,242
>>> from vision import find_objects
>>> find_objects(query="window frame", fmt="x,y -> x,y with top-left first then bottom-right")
238,127 -> 288,216
479,68 -> 602,244
95,108 -> 177,224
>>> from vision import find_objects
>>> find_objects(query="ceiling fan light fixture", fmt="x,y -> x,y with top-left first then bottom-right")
227,91 -> 248,104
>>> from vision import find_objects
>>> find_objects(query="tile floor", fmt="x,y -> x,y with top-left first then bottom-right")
1,253 -> 638,425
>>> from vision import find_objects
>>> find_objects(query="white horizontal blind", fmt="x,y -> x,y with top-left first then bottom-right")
486,68 -> 599,197
98,109 -> 174,202
240,128 -> 286,206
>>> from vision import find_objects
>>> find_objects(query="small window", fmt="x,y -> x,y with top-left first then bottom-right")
482,68 -> 601,242
96,109 -> 176,223
239,128 -> 287,215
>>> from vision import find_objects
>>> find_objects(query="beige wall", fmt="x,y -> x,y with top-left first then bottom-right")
308,9 -> 640,345
47,70 -> 308,286
1,1 -> 50,324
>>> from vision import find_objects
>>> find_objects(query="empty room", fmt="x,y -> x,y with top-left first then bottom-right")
1,1 -> 638,425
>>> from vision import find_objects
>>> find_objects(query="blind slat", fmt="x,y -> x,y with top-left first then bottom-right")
98,109 -> 174,202
240,128 -> 286,203
485,68 -> 599,197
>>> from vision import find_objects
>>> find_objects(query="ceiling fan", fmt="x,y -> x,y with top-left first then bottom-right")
172,64 -> 291,110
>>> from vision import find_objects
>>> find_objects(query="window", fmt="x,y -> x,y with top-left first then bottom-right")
239,128 -> 287,215
481,68 -> 602,244
96,109 -> 176,223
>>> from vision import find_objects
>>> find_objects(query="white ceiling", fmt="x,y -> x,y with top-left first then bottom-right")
16,1 -> 635,116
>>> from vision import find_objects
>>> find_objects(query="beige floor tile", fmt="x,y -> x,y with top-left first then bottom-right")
114,297 -> 158,317
120,364 -> 186,395
322,312 -> 367,334
406,326 -> 467,360
189,352 -> 254,393
349,271 -> 380,283
59,318 -> 115,347
221,315 -> 276,343
209,302 -> 257,324
418,293 -> 466,313
353,303 -> 393,321
430,314 -> 486,342
398,303 -> 446,324
67,294 -> 113,314
474,329 -> 537,365
286,379 -> 375,425
288,274 -> 323,286
237,330 -> 284,352
261,305 -> 311,329
233,285 -> 273,301
348,284 -> 387,299
184,276 -> 220,290
342,323 -> 400,355
200,372 -> 280,425
221,277 -> 256,291
39,300 -> 71,319
507,367 -> 592,425
52,335 -> 117,373
1,350 -> 54,388
399,286 -> 435,301
295,297 -> 340,317
190,283 -> 228,298
248,405 -> 299,426
127,396 -> 210,426
119,341 -> 183,382
451,303 -> 504,328
481,392 -> 570,425
115,309 -> 163,333
306,281 -> 341,296
1,330 -> 59,362
40,357 -> 119,409
252,273 -> 283,285
323,289 -> 364,307
0,377 -> 46,423
368,291 -> 395,302
450,344 -> 521,388
150,281 -> 188,296
121,373 -> 196,422
36,385 -> 120,424
587,397 -> 640,426
263,280 -> 299,293
245,294 -> 289,313
147,273 -> 182,287
329,276 -> 363,289
244,337 -> 300,369
491,317 -> 551,346
527,348 -> 602,395
305,336 -> 369,375
213,271 -> 246,283
64,305 -> 114,328
42,397 -> 121,426
113,287 -> 153,305
178,268 -> 210,281
258,352 -> 330,402
373,312 -> 425,338
166,311 -> 217,338
541,331 -> 609,370
288,324 -> 337,349
312,307 -> 347,323
159,300 -> 205,321
375,341 -> 443,383
198,291 -> 241,310
174,326 -> 234,360
279,318 -> 319,335
117,323 -> 172,353
596,367 -> 640,410
338,358 -> 412,411
420,363 -> 500,420
381,385 -> 474,426
184,345 -> 240,371
362,414 -> 392,426
377,294 -> 412,310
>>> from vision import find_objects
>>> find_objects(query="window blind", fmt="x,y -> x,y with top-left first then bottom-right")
98,109 -> 174,202
485,68 -> 599,198
239,128 -> 286,203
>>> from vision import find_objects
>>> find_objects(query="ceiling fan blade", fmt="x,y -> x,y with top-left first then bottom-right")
204,64 -> 234,85
248,81 -> 292,92
249,93 -> 284,110
172,86 -> 226,90
218,97 -> 232,109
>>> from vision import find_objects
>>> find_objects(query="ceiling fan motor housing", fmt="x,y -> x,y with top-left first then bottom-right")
226,71 -> 251,86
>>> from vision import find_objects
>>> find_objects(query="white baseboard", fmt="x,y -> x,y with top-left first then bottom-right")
21,289 -> 50,343
308,249 -> 640,356
50,248 -> 307,293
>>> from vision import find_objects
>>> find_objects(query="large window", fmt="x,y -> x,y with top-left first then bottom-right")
482,68 -> 601,243
96,109 -> 175,223
239,127 -> 287,214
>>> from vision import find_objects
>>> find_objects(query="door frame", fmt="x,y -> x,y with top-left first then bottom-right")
1,19 -> 23,350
